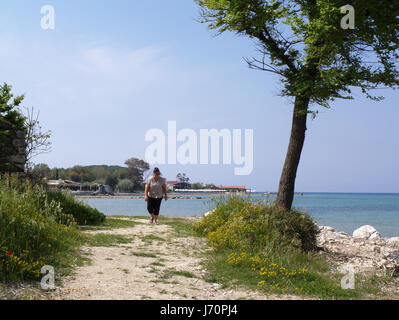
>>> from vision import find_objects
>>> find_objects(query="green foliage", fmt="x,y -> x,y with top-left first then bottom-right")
0,175 -> 83,282
124,157 -> 150,190
29,163 -> 147,191
176,172 -> 190,183
193,196 -> 360,298
105,173 -> 118,191
68,165 -> 95,183
196,0 -> 399,109
0,83 -> 26,172
0,83 -> 25,130
46,189 -> 105,225
195,195 -> 319,253
118,178 -> 135,193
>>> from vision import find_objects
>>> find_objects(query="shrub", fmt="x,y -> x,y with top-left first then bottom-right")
0,175 -> 83,281
195,195 -> 319,253
46,189 -> 105,225
193,195 -> 347,297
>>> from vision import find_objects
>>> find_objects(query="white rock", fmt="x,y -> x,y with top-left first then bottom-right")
320,226 -> 335,232
369,232 -> 381,240
338,232 -> 350,237
386,237 -> 399,247
353,225 -> 379,239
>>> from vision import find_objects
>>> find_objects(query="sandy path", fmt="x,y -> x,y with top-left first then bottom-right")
50,218 -> 301,300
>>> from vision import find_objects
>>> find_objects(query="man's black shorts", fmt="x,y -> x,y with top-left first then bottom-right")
147,197 -> 163,215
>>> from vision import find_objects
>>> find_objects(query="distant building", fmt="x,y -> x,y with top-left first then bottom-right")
47,180 -> 112,195
216,185 -> 247,192
166,180 -> 179,191
47,179 -> 83,191
167,180 -> 191,191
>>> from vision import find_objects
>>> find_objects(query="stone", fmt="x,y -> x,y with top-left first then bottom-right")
386,237 -> 399,247
353,225 -> 379,239
369,232 -> 381,240
387,250 -> 399,263
338,232 -> 350,237
373,246 -> 381,254
15,131 -> 26,139
320,226 -> 335,232
12,139 -> 26,147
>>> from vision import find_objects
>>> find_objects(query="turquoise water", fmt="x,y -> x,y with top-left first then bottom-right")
79,193 -> 399,237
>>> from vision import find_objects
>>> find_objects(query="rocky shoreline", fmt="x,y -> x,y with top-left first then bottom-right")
317,225 -> 399,276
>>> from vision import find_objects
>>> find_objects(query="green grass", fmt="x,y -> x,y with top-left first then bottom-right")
169,270 -> 196,278
130,251 -> 157,258
141,234 -> 166,244
84,234 -> 134,247
150,261 -> 166,267
158,217 -> 197,238
160,267 -> 197,280
200,248 -> 362,299
79,217 -> 141,231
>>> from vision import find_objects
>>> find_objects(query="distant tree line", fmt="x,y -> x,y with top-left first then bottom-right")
32,166 -> 219,192
31,157 -> 150,192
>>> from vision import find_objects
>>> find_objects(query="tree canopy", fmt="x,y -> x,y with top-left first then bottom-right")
0,83 -> 25,130
197,0 -> 399,109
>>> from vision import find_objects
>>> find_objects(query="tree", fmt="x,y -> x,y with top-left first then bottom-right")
115,168 -> 129,180
118,178 -> 135,193
31,163 -> 51,178
191,182 -> 204,189
196,0 -> 399,210
0,83 -> 26,172
105,173 -> 118,191
0,83 -> 25,130
176,173 -> 190,183
24,107 -> 51,166
68,165 -> 94,182
124,158 -> 150,191
90,166 -> 109,181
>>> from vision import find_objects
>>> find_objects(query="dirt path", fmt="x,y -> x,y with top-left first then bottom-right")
50,217 -> 300,300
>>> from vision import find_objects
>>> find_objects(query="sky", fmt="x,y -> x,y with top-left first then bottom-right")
0,0 -> 398,193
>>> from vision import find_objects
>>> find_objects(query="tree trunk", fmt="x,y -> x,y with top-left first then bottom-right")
276,95 -> 310,210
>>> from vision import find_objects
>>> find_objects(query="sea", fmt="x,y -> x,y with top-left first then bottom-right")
79,193 -> 399,238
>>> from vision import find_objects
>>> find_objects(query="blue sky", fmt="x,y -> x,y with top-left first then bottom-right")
1,0 -> 398,192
